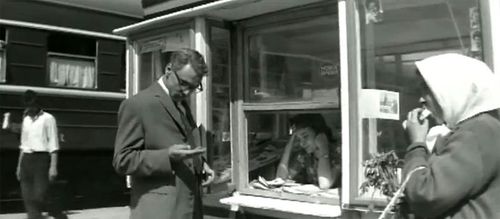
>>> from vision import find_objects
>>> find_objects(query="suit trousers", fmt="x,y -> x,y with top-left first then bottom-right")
20,152 -> 50,219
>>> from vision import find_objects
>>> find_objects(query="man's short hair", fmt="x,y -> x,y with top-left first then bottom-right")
169,48 -> 208,76
23,89 -> 38,106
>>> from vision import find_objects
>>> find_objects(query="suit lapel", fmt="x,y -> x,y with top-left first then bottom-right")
152,83 -> 187,137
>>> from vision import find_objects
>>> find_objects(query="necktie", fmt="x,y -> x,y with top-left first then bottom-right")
176,101 -> 203,173
177,101 -> 204,219
176,101 -> 194,133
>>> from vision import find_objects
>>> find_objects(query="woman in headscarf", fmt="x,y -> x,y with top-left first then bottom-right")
403,53 -> 500,218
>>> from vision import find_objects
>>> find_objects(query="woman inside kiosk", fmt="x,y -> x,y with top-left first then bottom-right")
276,114 -> 341,189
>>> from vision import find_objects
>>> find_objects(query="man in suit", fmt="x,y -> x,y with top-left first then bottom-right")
113,48 -> 215,219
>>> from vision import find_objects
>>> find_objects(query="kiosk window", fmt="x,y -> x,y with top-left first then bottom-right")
354,0 -> 483,201
237,2 -> 341,204
246,16 -> 340,103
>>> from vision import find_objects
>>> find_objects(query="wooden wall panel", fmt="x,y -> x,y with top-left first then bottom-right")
0,94 -> 122,111
0,93 -> 122,150
6,27 -> 48,86
0,1 -> 139,34
97,40 -> 125,92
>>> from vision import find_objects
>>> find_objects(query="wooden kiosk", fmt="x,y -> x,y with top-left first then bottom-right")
114,0 -> 500,218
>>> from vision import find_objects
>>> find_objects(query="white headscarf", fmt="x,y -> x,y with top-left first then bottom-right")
415,53 -> 500,128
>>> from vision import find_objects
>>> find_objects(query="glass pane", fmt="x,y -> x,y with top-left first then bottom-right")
48,56 -> 96,89
246,11 -> 340,103
138,30 -> 191,91
0,50 -> 5,83
0,27 -> 5,41
246,111 -> 341,196
48,33 -> 96,56
0,28 -> 5,83
356,0 -> 482,198
139,50 -> 171,90
139,52 -> 153,90
138,51 -> 170,91
209,26 -> 232,193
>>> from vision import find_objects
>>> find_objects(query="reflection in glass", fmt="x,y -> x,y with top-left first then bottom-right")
138,30 -> 191,91
247,111 -> 341,195
357,0 -> 481,197
246,14 -> 340,103
0,50 -> 6,83
209,27 -> 232,192
138,51 -> 167,91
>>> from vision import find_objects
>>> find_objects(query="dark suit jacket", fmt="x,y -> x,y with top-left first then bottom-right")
113,82 -> 202,219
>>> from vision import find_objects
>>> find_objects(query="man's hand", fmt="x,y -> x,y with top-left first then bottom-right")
201,162 -> 215,187
49,167 -> 58,182
406,108 -> 429,144
168,144 -> 206,161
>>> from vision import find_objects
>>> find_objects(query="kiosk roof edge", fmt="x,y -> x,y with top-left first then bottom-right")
113,0 -> 245,36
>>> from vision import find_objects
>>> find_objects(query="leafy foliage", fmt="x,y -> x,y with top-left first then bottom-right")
360,150 -> 402,198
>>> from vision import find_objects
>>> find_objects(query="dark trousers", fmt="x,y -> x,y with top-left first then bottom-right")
20,152 -> 50,219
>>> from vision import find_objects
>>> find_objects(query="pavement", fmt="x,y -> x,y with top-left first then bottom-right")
0,206 -> 130,219
0,207 -> 227,219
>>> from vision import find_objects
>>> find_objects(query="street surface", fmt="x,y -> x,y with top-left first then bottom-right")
0,206 -> 129,219
0,207 -> 225,219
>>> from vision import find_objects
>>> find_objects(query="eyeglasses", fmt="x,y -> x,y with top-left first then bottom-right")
172,70 -> 203,93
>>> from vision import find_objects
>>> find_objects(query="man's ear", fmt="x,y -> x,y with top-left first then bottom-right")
165,64 -> 172,75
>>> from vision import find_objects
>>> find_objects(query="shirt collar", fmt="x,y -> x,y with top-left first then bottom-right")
24,110 -> 44,121
158,76 -> 170,96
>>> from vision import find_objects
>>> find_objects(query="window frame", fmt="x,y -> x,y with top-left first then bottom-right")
205,19 -> 234,193
340,0 -> 494,211
46,33 -> 98,90
46,52 -> 98,90
0,46 -> 6,83
0,27 -> 7,83
231,1 -> 342,205
134,23 -> 194,92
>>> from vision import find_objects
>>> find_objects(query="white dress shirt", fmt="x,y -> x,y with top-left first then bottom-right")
158,76 -> 170,95
20,111 -> 59,153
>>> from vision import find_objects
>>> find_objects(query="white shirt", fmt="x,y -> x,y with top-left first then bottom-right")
20,111 -> 59,153
158,76 -> 187,114
158,76 -> 170,95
